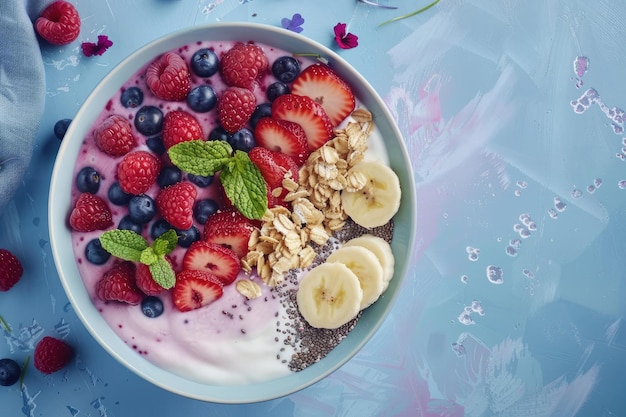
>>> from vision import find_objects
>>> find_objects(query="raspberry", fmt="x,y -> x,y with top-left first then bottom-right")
96,261 -> 143,305
35,1 -> 81,46
220,42 -> 268,88
145,52 -> 191,101
93,114 -> 136,156
162,110 -> 204,150
34,336 -> 74,374
0,249 -> 24,292
135,262 -> 166,296
217,87 -> 256,134
117,150 -> 161,195
156,181 -> 197,230
69,193 -> 113,232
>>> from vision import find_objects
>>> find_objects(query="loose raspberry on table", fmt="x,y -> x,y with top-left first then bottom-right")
217,87 -> 257,134
35,1 -> 81,46
117,150 -> 161,195
34,336 -> 74,374
0,249 -> 24,292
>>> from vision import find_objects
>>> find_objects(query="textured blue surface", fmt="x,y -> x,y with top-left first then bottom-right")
1,0 -> 626,415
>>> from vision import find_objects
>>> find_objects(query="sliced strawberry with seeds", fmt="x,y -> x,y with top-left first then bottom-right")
145,52 -> 191,101
253,117 -> 310,165
291,63 -> 356,126
271,94 -> 334,150
248,147 -> 299,207
69,193 -> 113,232
162,110 -> 204,149
182,241 -> 240,285
217,87 -> 257,134
93,114 -> 136,156
96,261 -> 143,305
35,1 -> 81,46
117,150 -> 161,195
203,210 -> 257,258
156,181 -> 197,230
172,273 -> 223,312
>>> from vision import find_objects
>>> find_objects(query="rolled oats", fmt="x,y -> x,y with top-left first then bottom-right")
236,279 -> 262,300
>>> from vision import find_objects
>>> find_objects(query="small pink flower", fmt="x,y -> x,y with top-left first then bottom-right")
81,35 -> 113,57
333,23 -> 358,49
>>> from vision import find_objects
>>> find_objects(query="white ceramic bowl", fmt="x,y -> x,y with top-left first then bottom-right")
48,22 -> 416,403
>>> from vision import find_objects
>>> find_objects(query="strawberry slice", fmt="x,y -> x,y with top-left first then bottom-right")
172,273 -> 223,312
203,210 -> 257,259
271,94 -> 334,151
182,241 -> 240,285
253,117 -> 310,165
291,63 -> 356,126
248,147 -> 299,207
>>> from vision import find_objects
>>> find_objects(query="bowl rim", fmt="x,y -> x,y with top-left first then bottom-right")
48,21 -> 417,403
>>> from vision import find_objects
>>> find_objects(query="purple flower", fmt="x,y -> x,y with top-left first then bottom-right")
81,35 -> 113,57
281,13 -> 305,33
333,23 -> 358,49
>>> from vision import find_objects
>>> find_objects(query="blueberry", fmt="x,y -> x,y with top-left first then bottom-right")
176,226 -> 200,248
248,103 -> 272,129
190,48 -> 219,77
187,85 -> 217,113
76,166 -> 101,194
85,238 -> 111,265
108,182 -> 132,206
128,194 -> 156,224
141,296 -> 164,318
0,358 -> 20,386
134,106 -> 163,136
54,118 -> 72,140
157,166 -> 182,188
228,128 -> 256,152
267,81 -> 290,102
271,56 -> 301,83
150,218 -> 173,240
187,173 -> 214,188
208,125 -> 231,142
118,215 -> 143,234
193,198 -> 219,224
146,135 -> 166,156
120,86 -> 144,108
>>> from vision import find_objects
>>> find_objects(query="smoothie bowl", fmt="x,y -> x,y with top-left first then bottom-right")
48,22 -> 416,403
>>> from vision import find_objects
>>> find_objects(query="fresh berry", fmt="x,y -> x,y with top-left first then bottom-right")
217,87 -> 256,134
108,182 -> 132,206
190,48 -> 219,77
96,261 -> 143,305
271,56 -> 301,83
253,117 -> 310,165
141,296 -> 164,318
248,102 -> 272,129
227,128 -> 256,152
187,173 -> 214,188
156,181 -> 197,230
135,263 -> 166,296
33,336 -> 74,374
193,198 -> 219,224
291,63 -> 356,126
128,194 -> 156,224
0,249 -> 23,292
118,215 -> 143,234
220,42 -> 268,88
150,218 -> 173,240
117,150 -> 161,195
134,106 -> 164,136
172,272 -> 223,312
53,118 -> 72,140
0,358 -> 21,386
157,165 -> 182,188
69,193 -> 113,232
182,241 -> 240,285
120,86 -> 144,108
176,225 -> 201,248
162,110 -> 203,149
145,52 -> 191,101
146,135 -> 166,155
93,114 -> 136,157
248,146 -> 299,203
186,85 -> 217,113
202,210 -> 257,259
75,166 -> 100,194
84,238 -> 111,265
267,81 -> 291,102
35,1 -> 81,46
271,94 -> 334,150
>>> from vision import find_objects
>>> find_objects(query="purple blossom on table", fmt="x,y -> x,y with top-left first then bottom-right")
333,23 -> 358,49
281,13 -> 305,33
81,35 -> 113,57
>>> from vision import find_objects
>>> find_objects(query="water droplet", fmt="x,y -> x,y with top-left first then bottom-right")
528,221 -> 537,231
519,228 -> 531,239
460,274 -> 469,284
616,153 -> 626,161
571,189 -> 583,199
486,265 -> 504,284
471,300 -> 485,315
451,342 -> 466,356
555,197 -> 567,211
468,252 -> 479,262
594,178 -> 603,188
587,184 -> 596,194
505,246 -> 518,257
548,208 -> 558,219
514,189 -> 522,197
618,180 -> 626,189
513,223 -> 525,232
457,312 -> 475,325
516,180 -> 528,189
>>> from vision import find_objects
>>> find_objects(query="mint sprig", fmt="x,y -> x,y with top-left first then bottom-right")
99,229 -> 178,289
168,140 -> 268,220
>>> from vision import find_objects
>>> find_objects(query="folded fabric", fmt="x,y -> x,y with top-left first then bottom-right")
0,0 -> 46,217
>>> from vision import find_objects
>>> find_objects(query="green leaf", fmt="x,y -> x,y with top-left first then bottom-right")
168,140 -> 233,177
139,247 -> 158,266
99,230 -> 148,262
153,229 -> 178,256
149,256 -> 176,289
220,150 -> 268,220
379,0 -> 440,27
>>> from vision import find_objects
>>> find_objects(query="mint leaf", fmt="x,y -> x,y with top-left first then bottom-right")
99,230 -> 148,261
221,150 -> 268,220
153,229 -> 178,256
139,247 -> 158,266
168,140 -> 232,177
149,256 -> 176,289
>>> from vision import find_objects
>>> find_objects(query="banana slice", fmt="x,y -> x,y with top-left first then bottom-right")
341,160 -> 401,228
297,262 -> 363,329
343,234 -> 395,292
326,246 -> 384,309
